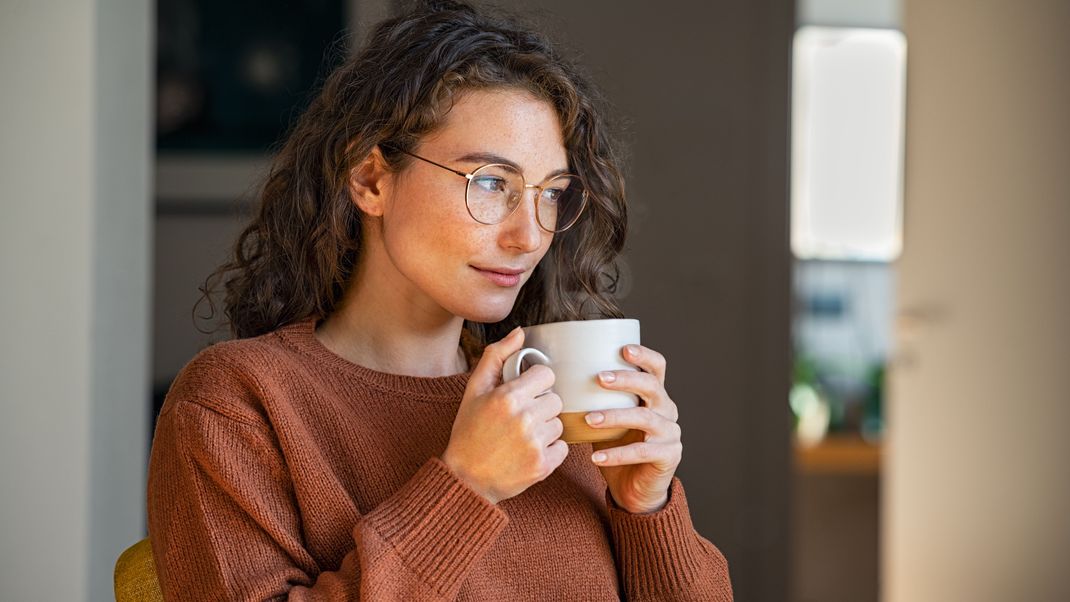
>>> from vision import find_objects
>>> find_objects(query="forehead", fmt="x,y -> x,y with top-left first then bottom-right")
419,87 -> 569,178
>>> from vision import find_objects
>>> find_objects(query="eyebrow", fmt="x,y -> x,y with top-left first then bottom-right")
454,151 -> 570,181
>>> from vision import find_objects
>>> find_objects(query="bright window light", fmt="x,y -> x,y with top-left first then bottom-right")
791,26 -> 906,261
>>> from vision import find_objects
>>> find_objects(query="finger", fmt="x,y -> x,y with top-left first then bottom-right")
468,327 -> 525,394
590,440 -> 681,469
546,438 -> 569,470
597,371 -> 679,422
585,406 -> 681,443
597,370 -> 662,403
621,345 -> 667,386
529,391 -> 564,422
499,364 -> 556,407
535,415 -> 565,445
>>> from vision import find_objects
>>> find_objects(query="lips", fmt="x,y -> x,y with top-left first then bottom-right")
471,265 -> 525,287
473,266 -> 526,275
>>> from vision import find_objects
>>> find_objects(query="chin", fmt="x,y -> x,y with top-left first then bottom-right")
452,297 -> 517,324
459,306 -> 514,324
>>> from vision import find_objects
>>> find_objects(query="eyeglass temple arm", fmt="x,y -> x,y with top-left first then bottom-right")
378,143 -> 472,180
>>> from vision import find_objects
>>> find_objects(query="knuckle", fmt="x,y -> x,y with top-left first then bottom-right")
533,364 -> 556,385
518,412 -> 535,434
499,390 -> 522,414
551,438 -> 566,455
636,444 -> 651,460
669,421 -> 682,440
544,440 -> 568,472
653,351 -> 667,369
641,407 -> 657,423
548,393 -> 564,412
645,373 -> 663,392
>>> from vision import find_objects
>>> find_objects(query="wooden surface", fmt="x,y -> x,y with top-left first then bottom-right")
795,435 -> 882,475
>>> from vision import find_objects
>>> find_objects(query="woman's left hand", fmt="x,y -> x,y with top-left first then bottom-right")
587,344 -> 682,514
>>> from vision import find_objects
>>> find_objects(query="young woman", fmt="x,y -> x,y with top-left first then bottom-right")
147,1 -> 733,600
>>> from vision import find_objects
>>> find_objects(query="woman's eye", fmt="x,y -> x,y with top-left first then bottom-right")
474,176 -> 508,194
542,188 -> 565,203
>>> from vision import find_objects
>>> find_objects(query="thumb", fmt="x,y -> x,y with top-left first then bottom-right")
466,326 -> 525,396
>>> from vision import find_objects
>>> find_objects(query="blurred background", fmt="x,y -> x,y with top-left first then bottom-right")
2,0 -> 1068,600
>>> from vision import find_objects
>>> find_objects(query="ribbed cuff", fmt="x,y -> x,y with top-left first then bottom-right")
362,456 -> 510,598
606,476 -> 708,597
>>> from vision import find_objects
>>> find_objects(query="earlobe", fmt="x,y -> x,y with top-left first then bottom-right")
348,146 -> 389,217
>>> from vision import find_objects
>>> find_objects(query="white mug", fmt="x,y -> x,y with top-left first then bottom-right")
502,318 -> 640,444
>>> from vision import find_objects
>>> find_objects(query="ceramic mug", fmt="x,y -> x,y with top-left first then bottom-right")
502,318 -> 640,444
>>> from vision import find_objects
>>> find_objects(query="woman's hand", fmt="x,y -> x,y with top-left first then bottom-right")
442,328 -> 569,506
587,344 -> 682,514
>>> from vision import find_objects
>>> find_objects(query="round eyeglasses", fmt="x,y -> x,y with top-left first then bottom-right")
380,144 -> 588,233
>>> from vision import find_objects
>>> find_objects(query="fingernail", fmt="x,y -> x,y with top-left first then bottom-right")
509,326 -> 522,339
599,371 -> 616,383
585,412 -> 604,425
625,345 -> 639,356
592,452 -> 608,463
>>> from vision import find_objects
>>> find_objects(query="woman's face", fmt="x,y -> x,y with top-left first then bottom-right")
379,87 -> 568,323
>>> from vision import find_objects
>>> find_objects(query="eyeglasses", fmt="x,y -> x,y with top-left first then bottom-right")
380,143 -> 588,233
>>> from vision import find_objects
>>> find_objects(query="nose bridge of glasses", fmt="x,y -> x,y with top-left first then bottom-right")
496,180 -> 550,233
468,164 -> 568,232
521,181 -> 546,202
510,182 -> 541,217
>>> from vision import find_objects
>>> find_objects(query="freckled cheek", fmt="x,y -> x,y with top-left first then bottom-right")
404,214 -> 488,273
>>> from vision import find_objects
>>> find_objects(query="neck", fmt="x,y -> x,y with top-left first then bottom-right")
313,243 -> 469,378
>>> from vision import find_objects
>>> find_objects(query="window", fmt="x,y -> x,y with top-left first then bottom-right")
791,26 -> 907,261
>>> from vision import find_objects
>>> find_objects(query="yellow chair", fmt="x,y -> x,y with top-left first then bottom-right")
114,538 -> 163,602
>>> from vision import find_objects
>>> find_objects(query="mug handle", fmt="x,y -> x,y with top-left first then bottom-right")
502,348 -> 552,393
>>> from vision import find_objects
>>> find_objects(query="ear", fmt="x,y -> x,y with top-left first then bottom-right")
348,145 -> 391,218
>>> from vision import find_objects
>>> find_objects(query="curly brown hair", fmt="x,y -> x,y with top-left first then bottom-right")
194,0 -> 630,357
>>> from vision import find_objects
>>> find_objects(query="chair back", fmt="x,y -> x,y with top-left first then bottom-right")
114,538 -> 163,602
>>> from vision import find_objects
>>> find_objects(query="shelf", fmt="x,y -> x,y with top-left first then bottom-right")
794,434 -> 881,475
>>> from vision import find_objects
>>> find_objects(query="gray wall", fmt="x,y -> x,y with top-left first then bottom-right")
505,2 -> 795,599
0,1 -> 152,600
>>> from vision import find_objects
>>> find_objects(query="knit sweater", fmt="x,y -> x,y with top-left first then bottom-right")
147,317 -> 733,601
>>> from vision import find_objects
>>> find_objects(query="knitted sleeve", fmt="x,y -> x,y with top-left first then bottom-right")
147,400 -> 508,601
604,476 -> 734,602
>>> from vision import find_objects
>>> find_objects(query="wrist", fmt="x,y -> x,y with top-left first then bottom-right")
440,453 -> 499,505
611,491 -> 669,514
639,494 -> 669,514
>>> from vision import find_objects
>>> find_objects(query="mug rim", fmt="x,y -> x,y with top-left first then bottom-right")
522,318 -> 639,330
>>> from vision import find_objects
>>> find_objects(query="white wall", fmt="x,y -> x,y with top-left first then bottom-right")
887,1 -> 1070,600
0,1 -> 151,600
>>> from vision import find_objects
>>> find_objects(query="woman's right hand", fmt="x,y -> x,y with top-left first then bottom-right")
441,327 -> 568,505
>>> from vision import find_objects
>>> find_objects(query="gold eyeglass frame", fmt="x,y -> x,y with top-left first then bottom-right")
379,143 -> 589,233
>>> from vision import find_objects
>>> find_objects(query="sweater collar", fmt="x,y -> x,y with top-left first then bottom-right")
274,317 -> 473,402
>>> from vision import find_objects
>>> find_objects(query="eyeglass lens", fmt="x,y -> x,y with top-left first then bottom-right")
466,164 -> 585,232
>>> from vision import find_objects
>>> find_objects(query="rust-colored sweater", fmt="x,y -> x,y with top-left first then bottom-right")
147,317 -> 733,601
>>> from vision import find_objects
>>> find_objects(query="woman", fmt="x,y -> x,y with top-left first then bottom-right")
147,1 -> 733,600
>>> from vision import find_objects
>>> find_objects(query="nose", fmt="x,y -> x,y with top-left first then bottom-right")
498,187 -> 545,252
